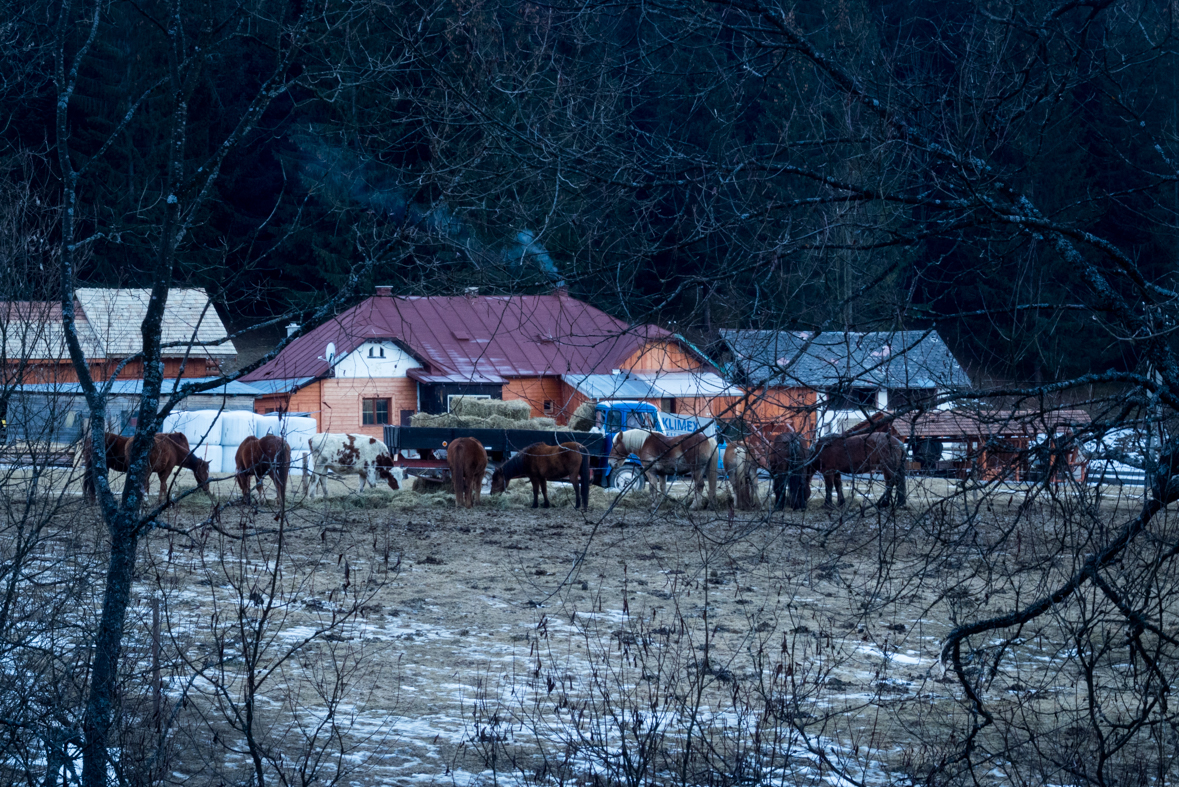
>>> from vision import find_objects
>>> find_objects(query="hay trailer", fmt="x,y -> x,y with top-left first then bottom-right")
382,426 -> 609,489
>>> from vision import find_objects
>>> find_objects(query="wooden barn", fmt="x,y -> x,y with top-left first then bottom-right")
243,289 -> 730,437
1,288 -> 237,384
720,329 -> 972,437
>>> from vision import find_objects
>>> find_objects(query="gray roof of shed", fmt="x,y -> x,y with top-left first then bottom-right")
15,377 -> 261,397
76,288 -> 236,358
722,330 -> 972,390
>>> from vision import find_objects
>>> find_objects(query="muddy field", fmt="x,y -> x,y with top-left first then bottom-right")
13,468 -> 1166,785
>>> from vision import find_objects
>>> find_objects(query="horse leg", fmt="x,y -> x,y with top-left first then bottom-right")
531,478 -> 540,508
541,479 -> 550,508
772,474 -> 785,510
822,472 -> 835,509
834,472 -> 846,506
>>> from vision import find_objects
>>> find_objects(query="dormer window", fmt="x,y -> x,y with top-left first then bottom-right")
367,345 -> 386,358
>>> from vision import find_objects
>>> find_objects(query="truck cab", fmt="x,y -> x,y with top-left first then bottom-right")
593,401 -> 723,489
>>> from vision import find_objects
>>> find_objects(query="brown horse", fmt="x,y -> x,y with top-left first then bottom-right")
490,442 -> 591,509
769,431 -> 810,511
807,432 -> 906,508
125,432 -> 213,505
723,441 -> 762,511
82,432 -> 132,503
235,435 -> 291,506
608,430 -> 719,509
448,436 -> 488,509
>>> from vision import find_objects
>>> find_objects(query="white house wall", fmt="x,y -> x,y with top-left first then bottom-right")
332,341 -> 421,379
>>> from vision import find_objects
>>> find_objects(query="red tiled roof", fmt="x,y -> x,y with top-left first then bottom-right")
243,293 -> 677,384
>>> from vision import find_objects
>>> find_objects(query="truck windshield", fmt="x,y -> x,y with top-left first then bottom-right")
627,411 -> 657,430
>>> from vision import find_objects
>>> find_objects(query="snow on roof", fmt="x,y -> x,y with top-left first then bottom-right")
244,293 -> 681,385
722,329 -> 971,390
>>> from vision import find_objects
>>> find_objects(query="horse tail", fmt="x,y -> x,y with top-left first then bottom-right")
579,445 -> 591,509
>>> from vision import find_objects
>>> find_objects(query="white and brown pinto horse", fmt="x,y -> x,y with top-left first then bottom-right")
303,433 -> 400,498
609,429 -> 719,509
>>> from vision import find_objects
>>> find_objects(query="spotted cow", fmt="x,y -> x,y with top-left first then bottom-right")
303,433 -> 400,498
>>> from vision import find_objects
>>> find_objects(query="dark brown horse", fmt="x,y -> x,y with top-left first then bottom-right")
82,432 -> 131,503
126,432 -> 213,505
608,430 -> 719,509
447,436 -> 488,509
235,435 -> 291,506
490,442 -> 591,509
769,430 -> 811,511
807,432 -> 906,508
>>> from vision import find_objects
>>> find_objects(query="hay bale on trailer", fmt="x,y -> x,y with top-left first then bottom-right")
568,401 -> 598,432
449,396 -> 532,421
409,411 -> 559,430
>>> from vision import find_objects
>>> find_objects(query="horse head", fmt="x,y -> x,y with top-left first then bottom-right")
490,466 -> 508,494
607,435 -> 633,468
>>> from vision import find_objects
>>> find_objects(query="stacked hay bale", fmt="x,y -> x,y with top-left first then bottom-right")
568,400 -> 598,432
410,396 -> 558,430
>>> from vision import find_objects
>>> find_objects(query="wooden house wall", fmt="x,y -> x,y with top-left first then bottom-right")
621,340 -> 700,373
504,376 -> 578,423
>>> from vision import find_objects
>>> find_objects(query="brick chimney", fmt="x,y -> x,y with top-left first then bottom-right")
375,286 -> 393,297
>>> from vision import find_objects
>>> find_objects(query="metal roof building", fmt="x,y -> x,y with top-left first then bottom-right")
721,329 -> 971,390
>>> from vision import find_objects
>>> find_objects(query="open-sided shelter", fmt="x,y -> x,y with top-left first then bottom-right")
721,329 -> 972,436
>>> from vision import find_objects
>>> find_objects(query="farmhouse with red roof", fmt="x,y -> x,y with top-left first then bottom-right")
243,288 -> 727,436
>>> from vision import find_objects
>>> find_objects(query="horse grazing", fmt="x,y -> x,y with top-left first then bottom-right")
491,442 -> 590,509
82,432 -> 132,503
807,432 -> 906,508
724,441 -> 762,511
769,431 -> 810,510
302,433 -> 400,498
447,436 -> 488,509
609,431 -> 719,509
124,432 -> 212,506
236,435 -> 291,505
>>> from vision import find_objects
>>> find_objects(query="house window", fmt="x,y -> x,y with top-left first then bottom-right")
543,399 -> 555,415
661,398 -> 677,414
363,398 -> 391,425
367,345 -> 386,358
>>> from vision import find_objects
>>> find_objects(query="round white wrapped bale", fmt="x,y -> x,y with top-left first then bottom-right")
254,414 -> 282,439
219,411 -> 257,446
220,447 -> 240,477
166,410 -> 221,447
192,443 -> 222,474
282,417 -> 319,452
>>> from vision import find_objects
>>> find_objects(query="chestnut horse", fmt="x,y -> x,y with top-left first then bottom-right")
807,431 -> 906,508
769,431 -> 810,511
608,430 -> 719,509
125,432 -> 213,505
723,441 -> 761,511
447,436 -> 488,509
490,442 -> 591,509
82,432 -> 131,503
235,435 -> 291,506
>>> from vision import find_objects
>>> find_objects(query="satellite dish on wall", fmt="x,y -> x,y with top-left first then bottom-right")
324,342 -> 336,364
